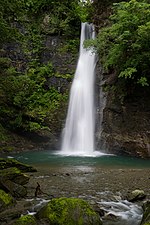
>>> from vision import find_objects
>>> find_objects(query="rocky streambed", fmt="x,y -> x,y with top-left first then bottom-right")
0,157 -> 150,225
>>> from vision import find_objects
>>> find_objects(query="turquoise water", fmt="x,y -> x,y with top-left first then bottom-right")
9,150 -> 150,168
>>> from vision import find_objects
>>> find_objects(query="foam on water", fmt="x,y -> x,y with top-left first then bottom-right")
57,150 -> 109,157
98,200 -> 143,225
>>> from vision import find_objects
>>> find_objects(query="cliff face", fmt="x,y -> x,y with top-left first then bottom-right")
93,0 -> 150,158
0,34 -> 78,153
95,74 -> 150,158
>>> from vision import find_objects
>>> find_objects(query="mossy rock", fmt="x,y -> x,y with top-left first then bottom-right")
128,189 -> 146,202
141,201 -> 150,225
0,158 -> 37,172
36,197 -> 102,225
1,179 -> 27,198
13,215 -> 37,225
0,167 -> 30,185
0,189 -> 14,212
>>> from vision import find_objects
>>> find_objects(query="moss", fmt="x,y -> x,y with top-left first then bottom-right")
0,158 -> 37,172
0,189 -> 13,206
141,201 -> 150,225
14,215 -> 37,225
0,167 -> 30,186
1,166 -> 21,174
37,197 -> 102,225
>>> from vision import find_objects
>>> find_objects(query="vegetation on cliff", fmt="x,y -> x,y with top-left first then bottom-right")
95,0 -> 150,87
0,0 -> 93,150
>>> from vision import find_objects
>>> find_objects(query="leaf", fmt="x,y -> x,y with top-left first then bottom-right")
119,67 -> 137,79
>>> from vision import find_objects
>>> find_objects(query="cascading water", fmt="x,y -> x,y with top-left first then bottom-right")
60,22 -> 104,156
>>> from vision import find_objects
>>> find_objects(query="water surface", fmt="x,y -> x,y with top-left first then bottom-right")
9,150 -> 150,169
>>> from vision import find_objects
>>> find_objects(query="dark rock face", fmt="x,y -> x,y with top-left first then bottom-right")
41,35 -> 78,74
1,179 -> 27,198
95,72 -> 150,158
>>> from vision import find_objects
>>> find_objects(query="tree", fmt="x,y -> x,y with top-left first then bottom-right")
0,0 -> 25,44
96,0 -> 150,86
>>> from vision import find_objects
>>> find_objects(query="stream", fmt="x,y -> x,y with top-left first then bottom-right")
6,150 -> 150,225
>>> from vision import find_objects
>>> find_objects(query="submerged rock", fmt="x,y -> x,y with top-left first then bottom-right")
36,197 -> 102,225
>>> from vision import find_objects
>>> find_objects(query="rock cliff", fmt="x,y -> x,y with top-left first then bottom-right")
95,71 -> 150,158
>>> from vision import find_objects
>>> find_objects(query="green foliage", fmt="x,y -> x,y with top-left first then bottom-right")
24,0 -> 81,37
0,124 -> 9,142
27,63 -> 54,82
0,62 -> 68,132
0,0 -> 85,136
72,0 -> 94,22
95,0 -> 150,86
0,0 -> 25,45
0,57 -> 11,70
0,0 -> 95,138
58,39 -> 79,54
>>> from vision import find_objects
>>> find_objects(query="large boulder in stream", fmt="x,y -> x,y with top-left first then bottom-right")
127,189 -> 146,202
36,197 -> 102,225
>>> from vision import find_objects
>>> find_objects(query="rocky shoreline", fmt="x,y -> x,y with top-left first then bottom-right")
0,158 -> 150,225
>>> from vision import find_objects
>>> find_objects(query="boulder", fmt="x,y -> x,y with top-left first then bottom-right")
0,158 -> 37,172
0,167 -> 30,186
1,180 -> 27,198
36,197 -> 102,225
127,189 -> 146,202
0,189 -> 14,212
140,201 -> 150,225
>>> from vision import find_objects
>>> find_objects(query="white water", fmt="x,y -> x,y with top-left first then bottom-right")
99,200 -> 142,225
60,23 -> 105,157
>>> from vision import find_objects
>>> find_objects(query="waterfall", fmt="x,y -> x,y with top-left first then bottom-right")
60,22 -> 104,156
